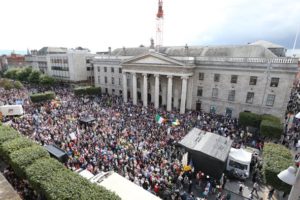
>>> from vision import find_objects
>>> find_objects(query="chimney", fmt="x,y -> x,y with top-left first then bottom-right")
108,47 -> 111,55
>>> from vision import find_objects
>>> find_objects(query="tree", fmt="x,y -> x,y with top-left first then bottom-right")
4,68 -> 18,79
16,67 -> 32,82
14,81 -> 23,89
28,70 -> 41,84
262,143 -> 293,193
30,92 -> 55,103
238,112 -> 261,128
39,75 -> 55,86
260,120 -> 283,139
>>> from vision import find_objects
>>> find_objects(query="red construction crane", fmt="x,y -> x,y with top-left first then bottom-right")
156,0 -> 164,49
156,0 -> 164,19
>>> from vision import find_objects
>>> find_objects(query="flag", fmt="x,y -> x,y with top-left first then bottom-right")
172,118 -> 180,126
155,114 -> 166,124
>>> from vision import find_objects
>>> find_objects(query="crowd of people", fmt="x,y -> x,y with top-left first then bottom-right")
1,85 -> 264,200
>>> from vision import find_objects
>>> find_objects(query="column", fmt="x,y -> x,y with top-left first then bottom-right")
167,75 -> 173,111
150,78 -> 155,103
122,73 -> 127,103
154,74 -> 160,109
162,82 -> 167,106
132,73 -> 137,105
174,87 -> 179,109
143,73 -> 148,107
186,78 -> 193,110
180,76 -> 188,114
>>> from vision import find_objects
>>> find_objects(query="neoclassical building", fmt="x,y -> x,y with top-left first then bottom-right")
93,41 -> 298,118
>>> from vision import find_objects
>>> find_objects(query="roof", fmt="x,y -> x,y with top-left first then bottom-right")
93,172 -> 161,200
229,148 -> 252,165
77,169 -> 94,180
111,44 -> 278,58
179,128 -> 233,162
250,40 -> 284,49
45,144 -> 67,158
38,47 -> 68,55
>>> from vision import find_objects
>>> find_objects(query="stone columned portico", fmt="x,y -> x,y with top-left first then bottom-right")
122,52 -> 194,113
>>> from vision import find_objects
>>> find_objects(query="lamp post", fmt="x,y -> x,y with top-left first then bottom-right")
278,166 -> 300,200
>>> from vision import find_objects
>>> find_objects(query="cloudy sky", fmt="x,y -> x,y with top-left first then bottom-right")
1,0 -> 300,53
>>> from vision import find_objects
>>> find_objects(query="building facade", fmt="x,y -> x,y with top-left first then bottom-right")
25,47 -> 93,82
0,52 -> 27,71
93,43 -> 298,119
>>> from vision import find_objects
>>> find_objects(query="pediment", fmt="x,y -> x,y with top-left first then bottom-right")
122,53 -> 185,66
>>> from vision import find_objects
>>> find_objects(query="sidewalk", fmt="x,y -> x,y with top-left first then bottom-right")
0,173 -> 21,200
224,178 -> 288,200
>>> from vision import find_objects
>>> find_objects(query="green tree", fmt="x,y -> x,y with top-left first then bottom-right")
262,143 -> 293,193
16,67 -> 32,82
14,81 -> 23,89
28,70 -> 41,84
39,75 -> 55,86
4,68 -> 18,79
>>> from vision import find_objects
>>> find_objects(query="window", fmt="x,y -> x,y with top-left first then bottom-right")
229,160 -> 248,170
98,76 -> 100,84
197,87 -> 203,96
199,73 -> 204,80
266,94 -> 275,106
225,108 -> 233,117
119,90 -> 122,95
246,92 -> 254,104
111,68 -> 114,73
112,89 -> 115,94
119,68 -> 122,73
104,67 -> 107,72
105,88 -> 108,93
228,90 -> 235,102
212,88 -> 218,98
249,76 -> 257,85
214,74 -> 220,82
112,77 -> 115,85
231,75 -> 238,83
119,78 -> 121,85
210,105 -> 216,113
270,77 -> 279,87
105,76 -> 107,84
97,67 -> 100,72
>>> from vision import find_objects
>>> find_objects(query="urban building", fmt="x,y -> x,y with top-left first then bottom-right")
93,41 -> 298,119
25,47 -> 93,82
0,52 -> 27,71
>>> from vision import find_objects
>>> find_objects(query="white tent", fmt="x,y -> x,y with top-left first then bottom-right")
227,148 -> 252,177
76,169 -> 94,180
295,112 -> 300,119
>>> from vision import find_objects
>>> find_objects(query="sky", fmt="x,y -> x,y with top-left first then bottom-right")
1,0 -> 300,53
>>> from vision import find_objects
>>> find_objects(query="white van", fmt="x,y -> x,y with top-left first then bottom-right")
0,105 -> 24,116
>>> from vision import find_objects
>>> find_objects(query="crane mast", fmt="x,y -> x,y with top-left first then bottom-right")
156,0 -> 164,50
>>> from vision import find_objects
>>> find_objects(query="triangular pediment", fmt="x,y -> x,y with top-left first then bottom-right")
122,52 -> 185,66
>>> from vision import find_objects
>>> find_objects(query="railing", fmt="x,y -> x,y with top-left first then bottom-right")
195,57 -> 298,64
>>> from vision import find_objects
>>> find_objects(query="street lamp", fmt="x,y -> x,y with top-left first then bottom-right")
277,166 -> 300,200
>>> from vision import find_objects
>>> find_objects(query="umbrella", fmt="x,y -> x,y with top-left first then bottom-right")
295,112 -> 300,119
183,165 -> 191,172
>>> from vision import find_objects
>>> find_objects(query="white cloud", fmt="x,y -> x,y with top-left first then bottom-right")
1,0 -> 300,52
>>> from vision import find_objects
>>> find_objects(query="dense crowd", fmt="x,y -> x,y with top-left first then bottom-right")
1,85 -> 262,200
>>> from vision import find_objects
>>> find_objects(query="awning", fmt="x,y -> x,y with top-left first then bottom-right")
229,148 -> 252,165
